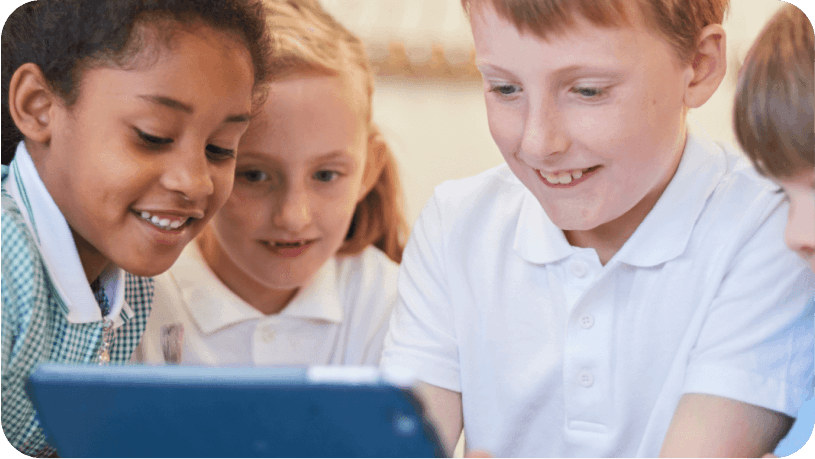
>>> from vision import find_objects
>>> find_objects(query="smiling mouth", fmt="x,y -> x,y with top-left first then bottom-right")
265,240 -> 314,248
137,211 -> 193,231
538,165 -> 601,185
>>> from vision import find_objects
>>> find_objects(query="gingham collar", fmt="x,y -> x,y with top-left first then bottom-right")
5,142 -> 129,324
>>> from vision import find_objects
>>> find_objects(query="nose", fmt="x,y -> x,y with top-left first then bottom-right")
160,144 -> 215,201
273,185 -> 312,233
519,98 -> 570,162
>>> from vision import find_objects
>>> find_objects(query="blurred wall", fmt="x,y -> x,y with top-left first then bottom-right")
334,0 -> 795,227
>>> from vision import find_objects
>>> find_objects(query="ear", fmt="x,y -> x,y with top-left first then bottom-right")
8,63 -> 59,147
684,24 -> 727,108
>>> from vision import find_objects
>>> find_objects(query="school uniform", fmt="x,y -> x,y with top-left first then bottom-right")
1,143 -> 153,457
381,129 -> 814,457
134,241 -> 398,366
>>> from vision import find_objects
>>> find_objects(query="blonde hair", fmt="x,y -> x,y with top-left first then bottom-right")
461,0 -> 729,64
261,0 -> 408,262
734,4 -> 814,178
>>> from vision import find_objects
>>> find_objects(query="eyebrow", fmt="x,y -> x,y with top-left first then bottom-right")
477,62 -> 623,80
138,95 -> 251,124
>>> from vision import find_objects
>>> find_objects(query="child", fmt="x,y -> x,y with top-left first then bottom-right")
134,0 -> 408,367
1,0 -> 269,455
380,0 -> 814,457
733,5 -> 814,456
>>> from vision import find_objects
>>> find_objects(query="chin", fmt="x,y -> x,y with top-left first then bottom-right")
118,255 -> 179,278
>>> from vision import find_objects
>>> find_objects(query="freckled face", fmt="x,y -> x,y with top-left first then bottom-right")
469,4 -> 692,234
204,73 -> 369,294
42,24 -> 255,277
775,170 -> 815,272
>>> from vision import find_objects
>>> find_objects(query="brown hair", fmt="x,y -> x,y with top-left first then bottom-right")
461,0 -> 729,63
261,0 -> 407,263
734,4 -> 814,178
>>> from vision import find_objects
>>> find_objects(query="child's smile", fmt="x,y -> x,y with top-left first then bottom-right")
34,25 -> 254,279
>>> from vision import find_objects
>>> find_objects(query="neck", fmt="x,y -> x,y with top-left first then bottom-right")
197,230 -> 298,315
71,227 -> 112,284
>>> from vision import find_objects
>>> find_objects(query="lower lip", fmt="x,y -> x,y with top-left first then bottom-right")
265,242 -> 315,258
538,167 -> 601,189
135,212 -> 189,245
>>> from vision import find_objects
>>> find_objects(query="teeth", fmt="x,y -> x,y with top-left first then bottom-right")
541,168 -> 588,184
557,172 -> 573,184
138,211 -> 188,230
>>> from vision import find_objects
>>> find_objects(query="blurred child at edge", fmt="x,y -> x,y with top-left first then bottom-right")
135,0 -> 409,367
733,4 -> 814,456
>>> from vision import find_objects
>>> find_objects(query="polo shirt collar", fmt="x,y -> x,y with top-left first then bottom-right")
6,142 -> 127,324
176,241 -> 344,336
614,128 -> 726,267
513,128 -> 726,267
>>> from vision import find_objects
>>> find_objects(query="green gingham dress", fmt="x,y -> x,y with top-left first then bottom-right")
1,165 -> 153,456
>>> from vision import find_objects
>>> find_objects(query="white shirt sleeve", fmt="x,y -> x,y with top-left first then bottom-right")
381,192 -> 462,391
683,198 -> 814,416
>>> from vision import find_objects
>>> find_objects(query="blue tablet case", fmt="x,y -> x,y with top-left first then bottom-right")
25,364 -> 444,458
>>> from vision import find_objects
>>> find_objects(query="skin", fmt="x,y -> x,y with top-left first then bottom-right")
198,72 -> 370,316
470,4 -> 695,265
10,23 -> 255,282
775,169 -> 815,272
413,3 -> 790,457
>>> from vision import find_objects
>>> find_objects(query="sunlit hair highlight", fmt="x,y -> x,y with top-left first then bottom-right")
261,0 -> 407,262
461,0 -> 729,63
734,4 -> 814,179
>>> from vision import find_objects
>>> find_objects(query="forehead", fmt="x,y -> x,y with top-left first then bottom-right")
465,0 -> 642,40
470,2 -> 665,74
239,73 -> 367,160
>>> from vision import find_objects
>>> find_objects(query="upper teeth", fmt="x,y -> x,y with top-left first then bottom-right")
542,169 -> 585,185
140,211 -> 187,230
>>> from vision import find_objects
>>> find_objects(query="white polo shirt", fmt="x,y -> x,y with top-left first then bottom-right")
381,131 -> 814,457
135,242 -> 398,366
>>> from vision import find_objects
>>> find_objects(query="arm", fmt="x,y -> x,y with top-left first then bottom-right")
660,393 -> 793,457
413,382 -> 463,456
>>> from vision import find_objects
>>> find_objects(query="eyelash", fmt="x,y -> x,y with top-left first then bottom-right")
313,170 -> 340,182
136,129 -> 235,160
570,86 -> 607,99
488,83 -> 521,97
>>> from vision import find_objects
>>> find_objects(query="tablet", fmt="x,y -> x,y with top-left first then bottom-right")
25,363 -> 444,458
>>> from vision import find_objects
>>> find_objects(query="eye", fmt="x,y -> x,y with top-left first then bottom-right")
570,86 -> 605,98
239,169 -> 268,182
489,83 -> 521,97
313,170 -> 339,182
136,129 -> 173,148
206,144 -> 236,161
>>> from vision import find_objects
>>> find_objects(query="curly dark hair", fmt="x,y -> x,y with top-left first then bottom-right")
1,0 -> 271,165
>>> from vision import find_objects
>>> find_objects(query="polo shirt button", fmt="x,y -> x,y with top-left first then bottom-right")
260,326 -> 276,343
579,313 -> 595,329
577,370 -> 594,387
571,261 -> 587,278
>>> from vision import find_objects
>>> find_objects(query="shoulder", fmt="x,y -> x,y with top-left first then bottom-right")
432,163 -> 524,209
702,143 -> 787,235
2,188 -> 46,306
335,247 -> 399,311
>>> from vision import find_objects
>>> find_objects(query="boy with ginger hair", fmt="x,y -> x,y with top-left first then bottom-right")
381,0 -> 814,456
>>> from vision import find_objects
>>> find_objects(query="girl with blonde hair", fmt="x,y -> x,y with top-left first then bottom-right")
136,0 -> 408,366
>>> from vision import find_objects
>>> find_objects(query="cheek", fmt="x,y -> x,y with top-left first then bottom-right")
485,100 -> 522,155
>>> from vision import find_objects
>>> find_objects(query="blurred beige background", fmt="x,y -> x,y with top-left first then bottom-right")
322,0 -> 797,228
